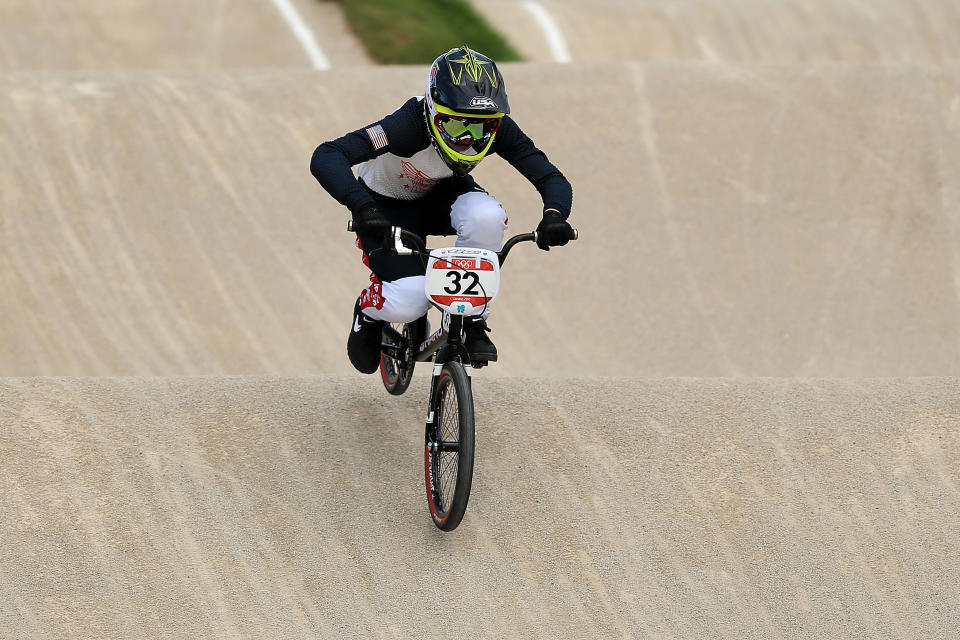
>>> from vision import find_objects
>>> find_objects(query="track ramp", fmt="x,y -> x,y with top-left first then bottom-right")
2,376 -> 958,637
2,64 -> 959,376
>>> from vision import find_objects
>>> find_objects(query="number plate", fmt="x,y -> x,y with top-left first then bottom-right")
425,247 -> 500,315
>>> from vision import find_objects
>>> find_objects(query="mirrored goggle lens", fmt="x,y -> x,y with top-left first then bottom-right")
439,116 -> 499,141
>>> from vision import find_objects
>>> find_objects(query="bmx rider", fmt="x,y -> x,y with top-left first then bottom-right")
311,45 -> 574,374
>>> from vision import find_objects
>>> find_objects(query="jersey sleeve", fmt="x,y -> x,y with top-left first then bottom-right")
491,117 -> 573,218
310,97 -> 429,213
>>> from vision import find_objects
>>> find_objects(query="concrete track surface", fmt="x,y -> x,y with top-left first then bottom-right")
3,0 -> 960,637
2,376 -> 959,638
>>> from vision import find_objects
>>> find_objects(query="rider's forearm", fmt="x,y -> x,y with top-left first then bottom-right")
310,137 -> 377,213
536,172 -> 573,219
514,155 -> 573,219
493,118 -> 573,217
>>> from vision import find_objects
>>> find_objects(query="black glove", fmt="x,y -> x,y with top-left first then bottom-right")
535,210 -> 574,251
351,204 -> 391,237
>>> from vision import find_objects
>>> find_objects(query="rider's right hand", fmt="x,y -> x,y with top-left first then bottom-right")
351,204 -> 391,236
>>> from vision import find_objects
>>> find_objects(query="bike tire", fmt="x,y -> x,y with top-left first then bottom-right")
424,361 -> 475,531
380,317 -> 424,396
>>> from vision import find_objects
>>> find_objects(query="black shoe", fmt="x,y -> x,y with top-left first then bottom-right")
464,317 -> 497,362
347,299 -> 384,374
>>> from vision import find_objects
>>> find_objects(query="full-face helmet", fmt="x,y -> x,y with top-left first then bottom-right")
425,45 -> 510,176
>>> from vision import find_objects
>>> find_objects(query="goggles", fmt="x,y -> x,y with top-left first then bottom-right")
435,113 -> 502,145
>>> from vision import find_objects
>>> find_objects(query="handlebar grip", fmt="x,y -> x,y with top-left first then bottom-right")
532,228 -> 579,246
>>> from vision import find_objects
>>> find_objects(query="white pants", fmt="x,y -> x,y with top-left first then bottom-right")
359,191 -> 507,323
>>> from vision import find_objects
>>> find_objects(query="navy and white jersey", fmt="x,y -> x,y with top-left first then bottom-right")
357,135 -> 452,201
310,97 -> 572,218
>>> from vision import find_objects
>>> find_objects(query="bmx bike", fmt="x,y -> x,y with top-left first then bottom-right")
348,222 -> 577,531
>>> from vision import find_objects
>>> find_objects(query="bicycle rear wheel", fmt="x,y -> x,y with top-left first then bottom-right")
380,317 -> 425,396
424,362 -> 475,531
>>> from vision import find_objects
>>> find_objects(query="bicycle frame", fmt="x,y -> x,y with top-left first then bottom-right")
378,227 -> 546,367
377,228 -> 546,435
379,310 -> 464,367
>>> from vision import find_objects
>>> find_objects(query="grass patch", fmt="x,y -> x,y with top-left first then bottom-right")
341,0 -> 523,64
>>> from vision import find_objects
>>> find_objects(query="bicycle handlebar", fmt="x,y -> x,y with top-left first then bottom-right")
346,220 -> 578,265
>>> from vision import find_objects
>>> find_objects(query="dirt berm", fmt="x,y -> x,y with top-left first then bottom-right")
2,63 -> 959,377
0,0 -> 369,70
2,376 -> 958,637
479,0 -> 960,63
3,53 -> 960,638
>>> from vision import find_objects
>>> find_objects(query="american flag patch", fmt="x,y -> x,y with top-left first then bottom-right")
366,124 -> 388,150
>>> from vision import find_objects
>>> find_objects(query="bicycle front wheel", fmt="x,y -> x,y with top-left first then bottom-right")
424,362 -> 475,531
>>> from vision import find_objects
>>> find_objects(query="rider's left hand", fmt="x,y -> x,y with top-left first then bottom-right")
535,210 -> 574,251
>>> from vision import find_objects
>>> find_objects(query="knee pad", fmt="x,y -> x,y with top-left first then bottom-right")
450,191 -> 508,251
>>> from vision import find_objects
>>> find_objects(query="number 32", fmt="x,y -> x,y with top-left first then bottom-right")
443,271 -> 480,295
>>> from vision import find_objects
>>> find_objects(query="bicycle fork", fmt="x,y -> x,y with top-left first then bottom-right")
424,359 -> 472,445
424,313 -> 472,443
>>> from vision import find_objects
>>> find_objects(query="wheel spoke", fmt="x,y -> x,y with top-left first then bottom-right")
432,379 -> 461,513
